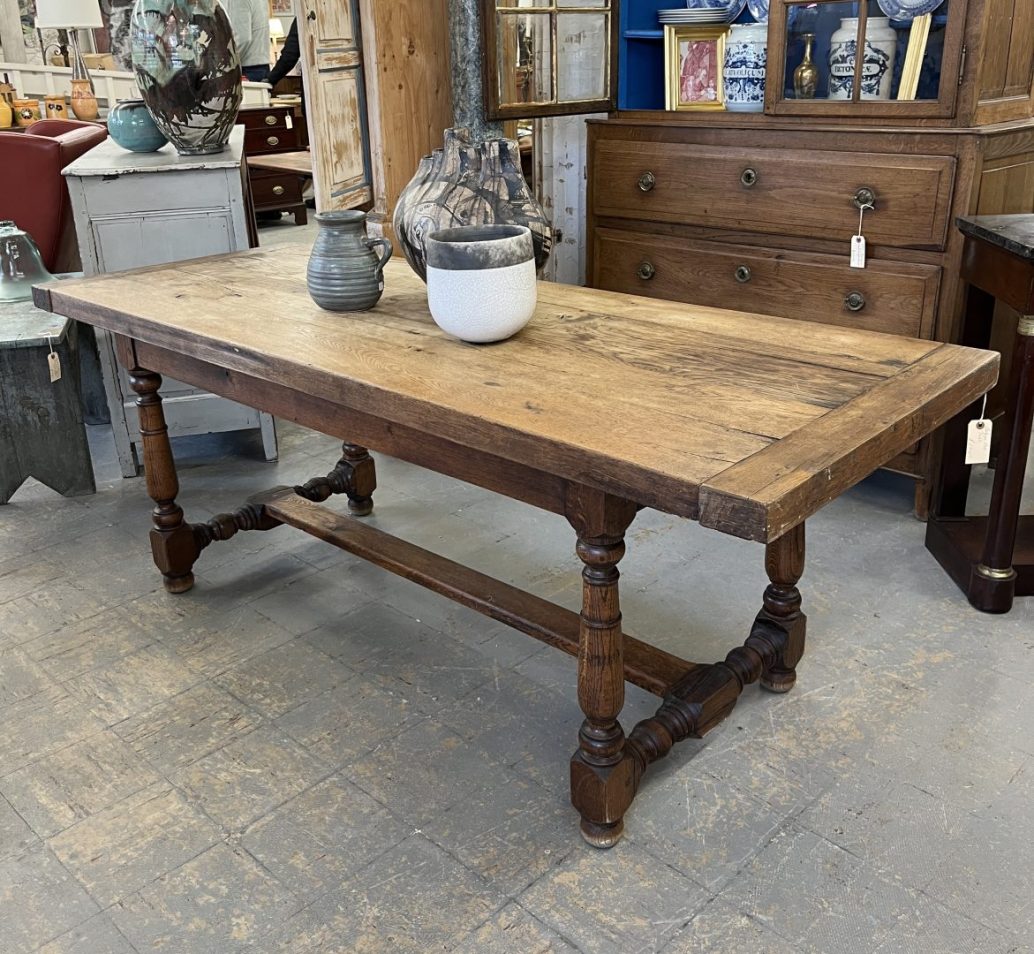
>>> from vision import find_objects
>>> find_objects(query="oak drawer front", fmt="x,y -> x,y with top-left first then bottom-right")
251,172 -> 302,206
592,141 -> 956,250
593,228 -> 940,338
245,125 -> 297,154
238,107 -> 291,130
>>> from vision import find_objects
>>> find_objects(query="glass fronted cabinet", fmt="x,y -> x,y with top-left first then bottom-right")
482,0 -> 1027,122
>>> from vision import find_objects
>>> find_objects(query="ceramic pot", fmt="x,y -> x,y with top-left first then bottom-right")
43,95 -> 67,120
306,210 -> 393,312
425,224 -> 537,343
69,79 -> 99,121
394,127 -> 553,282
130,0 -> 242,155
12,99 -> 40,127
107,99 -> 168,152
723,22 -> 768,112
0,98 -> 12,129
0,221 -> 55,303
829,17 -> 897,100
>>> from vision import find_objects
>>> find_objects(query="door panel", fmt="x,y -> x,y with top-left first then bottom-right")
297,0 -> 372,210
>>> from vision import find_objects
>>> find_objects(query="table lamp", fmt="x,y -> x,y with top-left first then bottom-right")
35,0 -> 103,120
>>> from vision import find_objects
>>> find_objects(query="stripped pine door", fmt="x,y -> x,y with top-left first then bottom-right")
297,0 -> 372,211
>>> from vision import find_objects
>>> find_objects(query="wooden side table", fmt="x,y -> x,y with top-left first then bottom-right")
0,300 -> 95,503
926,215 -> 1034,613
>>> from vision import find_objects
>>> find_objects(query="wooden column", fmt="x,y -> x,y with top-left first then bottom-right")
0,0 -> 27,64
565,486 -> 638,848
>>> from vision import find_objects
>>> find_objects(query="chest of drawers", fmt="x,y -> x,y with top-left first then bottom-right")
238,104 -> 308,225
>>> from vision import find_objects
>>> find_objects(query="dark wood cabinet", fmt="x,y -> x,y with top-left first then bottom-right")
238,104 -> 308,226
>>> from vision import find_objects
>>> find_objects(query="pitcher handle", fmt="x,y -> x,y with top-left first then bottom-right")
365,236 -> 393,273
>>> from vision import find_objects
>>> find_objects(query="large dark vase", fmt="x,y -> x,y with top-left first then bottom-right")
129,0 -> 242,156
393,127 -> 553,281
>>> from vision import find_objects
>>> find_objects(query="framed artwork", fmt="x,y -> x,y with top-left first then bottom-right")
269,0 -> 293,16
664,25 -> 727,111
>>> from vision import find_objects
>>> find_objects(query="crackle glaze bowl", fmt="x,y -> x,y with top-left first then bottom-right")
425,225 -> 536,344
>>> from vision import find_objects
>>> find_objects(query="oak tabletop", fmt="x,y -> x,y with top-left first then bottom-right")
34,247 -> 998,542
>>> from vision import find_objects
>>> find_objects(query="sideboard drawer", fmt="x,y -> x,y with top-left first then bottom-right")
245,125 -> 297,154
251,170 -> 302,207
592,228 -> 940,338
238,107 -> 291,130
592,141 -> 956,250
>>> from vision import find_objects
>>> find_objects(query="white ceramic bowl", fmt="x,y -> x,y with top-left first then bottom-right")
425,225 -> 537,343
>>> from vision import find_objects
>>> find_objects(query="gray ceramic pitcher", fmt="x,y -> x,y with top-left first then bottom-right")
306,210 -> 393,312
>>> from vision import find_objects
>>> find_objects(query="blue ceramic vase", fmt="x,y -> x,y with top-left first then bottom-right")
106,99 -> 168,153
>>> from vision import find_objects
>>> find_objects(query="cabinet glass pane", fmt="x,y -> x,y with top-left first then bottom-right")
557,12 -> 609,101
781,0 -> 951,104
495,12 -> 553,106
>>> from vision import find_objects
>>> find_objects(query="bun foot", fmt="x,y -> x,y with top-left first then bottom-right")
162,571 -> 195,594
580,819 -> 623,849
760,667 -> 796,693
347,497 -> 374,517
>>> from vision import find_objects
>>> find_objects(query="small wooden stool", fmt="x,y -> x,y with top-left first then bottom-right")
0,301 -> 95,503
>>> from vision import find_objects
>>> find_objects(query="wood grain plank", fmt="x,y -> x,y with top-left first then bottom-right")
698,345 -> 1000,542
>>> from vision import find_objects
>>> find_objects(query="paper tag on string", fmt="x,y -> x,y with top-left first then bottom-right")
850,235 -> 866,269
965,418 -> 992,464
46,336 -> 61,382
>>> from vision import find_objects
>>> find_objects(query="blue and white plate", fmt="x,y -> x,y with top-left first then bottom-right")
877,0 -> 945,17
746,0 -> 767,22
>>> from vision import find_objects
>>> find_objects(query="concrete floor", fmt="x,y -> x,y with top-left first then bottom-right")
1,216 -> 1033,953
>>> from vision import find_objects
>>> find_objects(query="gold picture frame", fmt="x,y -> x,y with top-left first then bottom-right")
664,24 -> 728,111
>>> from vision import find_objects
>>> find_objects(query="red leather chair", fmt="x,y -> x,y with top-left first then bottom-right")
0,119 -> 107,271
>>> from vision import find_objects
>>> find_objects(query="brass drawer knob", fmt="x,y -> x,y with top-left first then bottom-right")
267,135 -> 280,146
734,264 -> 751,283
265,115 -> 277,125
844,291 -> 866,312
637,171 -> 656,192
740,167 -> 758,188
272,185 -> 285,196
637,261 -> 656,281
853,187 -> 876,209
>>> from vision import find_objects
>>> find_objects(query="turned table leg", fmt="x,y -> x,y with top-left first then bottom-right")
295,441 -> 377,515
565,489 -> 638,848
758,522 -> 807,694
129,368 -> 200,594
970,315 -> 1034,613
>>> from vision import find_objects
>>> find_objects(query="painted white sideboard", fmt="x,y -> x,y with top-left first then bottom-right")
63,126 -> 277,477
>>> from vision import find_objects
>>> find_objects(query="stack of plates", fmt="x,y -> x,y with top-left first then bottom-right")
658,0 -> 746,25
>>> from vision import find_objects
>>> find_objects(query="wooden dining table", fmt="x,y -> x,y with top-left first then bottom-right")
34,248 -> 998,848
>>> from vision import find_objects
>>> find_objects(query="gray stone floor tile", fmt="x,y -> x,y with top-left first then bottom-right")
276,674 -> 425,767
0,580 -> 119,648
249,569 -> 374,638
0,687 -> 106,774
113,682 -> 264,775
159,604 -> 297,678
519,840 -> 711,954
868,892 -> 1014,954
631,769 -> 788,892
450,902 -> 580,953
0,731 -> 161,838
0,556 -> 64,606
48,783 -> 221,907
0,844 -> 99,953
0,648 -> 57,707
263,834 -> 505,954
430,774 -> 579,896
343,717 -> 511,829
172,725 -> 330,831
241,774 -> 410,902
35,914 -> 137,954
214,637 -> 353,719
0,792 -> 38,861
21,606 -> 157,682
63,643 -> 201,727
660,900 -> 800,953
110,841 -> 300,952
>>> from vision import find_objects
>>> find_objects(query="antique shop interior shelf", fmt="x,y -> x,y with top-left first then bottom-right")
587,0 -> 1034,513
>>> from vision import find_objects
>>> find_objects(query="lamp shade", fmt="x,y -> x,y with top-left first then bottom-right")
269,17 -> 285,39
35,0 -> 103,29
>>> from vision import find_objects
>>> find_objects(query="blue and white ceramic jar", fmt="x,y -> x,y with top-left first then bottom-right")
828,17 -> 897,100
723,23 -> 768,112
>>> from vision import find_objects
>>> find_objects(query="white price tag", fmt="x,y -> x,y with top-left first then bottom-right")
965,418 -> 992,465
46,335 -> 61,382
850,234 -> 866,269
